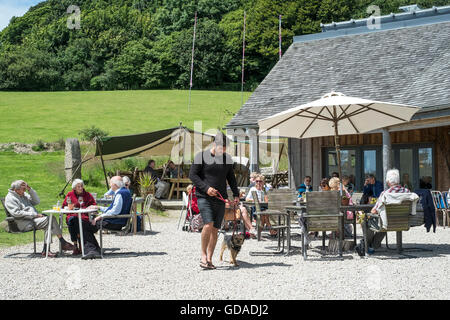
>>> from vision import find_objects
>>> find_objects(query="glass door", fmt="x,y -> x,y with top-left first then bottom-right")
418,147 -> 433,189
399,148 -> 414,191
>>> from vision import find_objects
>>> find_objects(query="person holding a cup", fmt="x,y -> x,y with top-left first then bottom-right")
62,179 -> 97,255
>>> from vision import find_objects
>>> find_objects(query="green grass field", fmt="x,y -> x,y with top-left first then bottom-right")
0,90 -> 251,143
0,90 -> 252,247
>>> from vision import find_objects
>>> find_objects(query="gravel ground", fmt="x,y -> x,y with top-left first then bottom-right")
0,211 -> 449,300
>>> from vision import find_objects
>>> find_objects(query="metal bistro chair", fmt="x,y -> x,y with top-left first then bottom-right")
1,197 -> 40,257
98,195 -> 136,258
431,191 -> 449,228
177,191 -> 192,231
250,190 -> 290,255
303,191 -> 343,260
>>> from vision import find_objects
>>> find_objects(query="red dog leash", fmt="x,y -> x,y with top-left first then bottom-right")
215,192 -> 240,237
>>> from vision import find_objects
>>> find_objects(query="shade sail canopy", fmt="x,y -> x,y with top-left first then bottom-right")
258,92 -> 421,138
95,127 -> 214,161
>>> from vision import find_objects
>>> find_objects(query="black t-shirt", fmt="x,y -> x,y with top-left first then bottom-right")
189,150 -> 239,200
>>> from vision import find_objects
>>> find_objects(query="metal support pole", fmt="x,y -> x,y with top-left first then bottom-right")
96,139 -> 110,191
382,128 -> 392,189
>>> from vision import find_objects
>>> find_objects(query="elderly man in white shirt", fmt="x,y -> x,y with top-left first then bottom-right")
4,180 -> 75,257
364,169 -> 418,253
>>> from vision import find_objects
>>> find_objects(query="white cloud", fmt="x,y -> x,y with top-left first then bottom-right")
0,0 -> 44,31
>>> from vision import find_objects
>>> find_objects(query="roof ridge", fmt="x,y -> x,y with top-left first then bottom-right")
321,5 -> 450,31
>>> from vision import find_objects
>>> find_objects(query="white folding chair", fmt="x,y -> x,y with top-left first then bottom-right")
177,192 -> 191,231
138,194 -> 154,234
431,191 -> 449,228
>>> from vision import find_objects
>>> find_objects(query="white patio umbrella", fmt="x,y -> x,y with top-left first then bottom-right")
258,92 -> 421,185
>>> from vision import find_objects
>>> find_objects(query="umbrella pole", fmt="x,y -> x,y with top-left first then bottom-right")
333,120 -> 343,195
96,139 -> 110,191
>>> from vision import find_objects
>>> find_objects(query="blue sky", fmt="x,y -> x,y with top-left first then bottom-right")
0,0 -> 43,31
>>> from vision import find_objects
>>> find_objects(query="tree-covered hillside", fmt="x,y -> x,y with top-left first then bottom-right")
0,0 -> 449,91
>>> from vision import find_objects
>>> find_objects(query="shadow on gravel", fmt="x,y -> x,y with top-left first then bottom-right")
364,243 -> 450,260
112,231 -> 160,236
215,261 -> 292,270
101,251 -> 168,259
3,250 -> 168,259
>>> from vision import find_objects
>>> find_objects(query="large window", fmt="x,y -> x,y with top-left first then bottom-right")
327,150 -> 356,185
324,147 -> 381,191
324,143 -> 434,191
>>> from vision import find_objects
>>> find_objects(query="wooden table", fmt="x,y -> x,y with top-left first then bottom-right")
167,178 -> 192,200
42,208 -> 98,258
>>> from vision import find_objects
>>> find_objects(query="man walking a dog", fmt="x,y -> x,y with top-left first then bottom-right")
189,132 -> 240,269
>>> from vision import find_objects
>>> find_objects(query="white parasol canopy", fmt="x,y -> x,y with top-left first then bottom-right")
258,92 -> 421,185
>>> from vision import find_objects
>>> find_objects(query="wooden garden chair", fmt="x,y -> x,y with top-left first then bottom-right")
364,200 -> 431,257
249,190 -> 290,255
303,191 -> 343,260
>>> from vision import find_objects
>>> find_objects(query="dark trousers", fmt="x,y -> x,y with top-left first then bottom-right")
67,218 -> 123,254
67,217 -> 101,253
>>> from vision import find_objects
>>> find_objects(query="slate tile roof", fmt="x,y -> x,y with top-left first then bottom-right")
227,21 -> 450,128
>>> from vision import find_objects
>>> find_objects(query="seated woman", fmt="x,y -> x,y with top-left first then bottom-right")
62,179 -> 97,255
242,174 -> 277,237
328,177 -> 354,238
342,175 -> 354,196
319,178 -> 331,191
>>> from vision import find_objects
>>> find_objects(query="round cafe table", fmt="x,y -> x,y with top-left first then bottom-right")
42,208 -> 98,259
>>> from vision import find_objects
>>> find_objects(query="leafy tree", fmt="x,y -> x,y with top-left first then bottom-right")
1,0 -> 449,91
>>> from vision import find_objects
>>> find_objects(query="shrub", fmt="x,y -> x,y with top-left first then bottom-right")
32,140 -> 46,152
78,126 -> 109,142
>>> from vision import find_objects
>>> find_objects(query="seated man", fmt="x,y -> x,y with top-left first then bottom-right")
166,160 -> 183,178
5,180 -> 75,257
365,169 -> 418,253
144,159 -> 159,182
297,176 -> 313,196
104,176 -> 132,197
362,174 -> 384,204
86,176 -> 133,259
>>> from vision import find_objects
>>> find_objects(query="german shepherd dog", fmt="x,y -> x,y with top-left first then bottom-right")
219,234 -> 245,266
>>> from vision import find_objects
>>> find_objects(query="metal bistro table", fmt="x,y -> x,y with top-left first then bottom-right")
96,197 -> 145,235
42,208 -> 98,259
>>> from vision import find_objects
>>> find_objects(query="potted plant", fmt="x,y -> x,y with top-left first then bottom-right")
138,173 -> 156,197
341,195 -> 350,206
